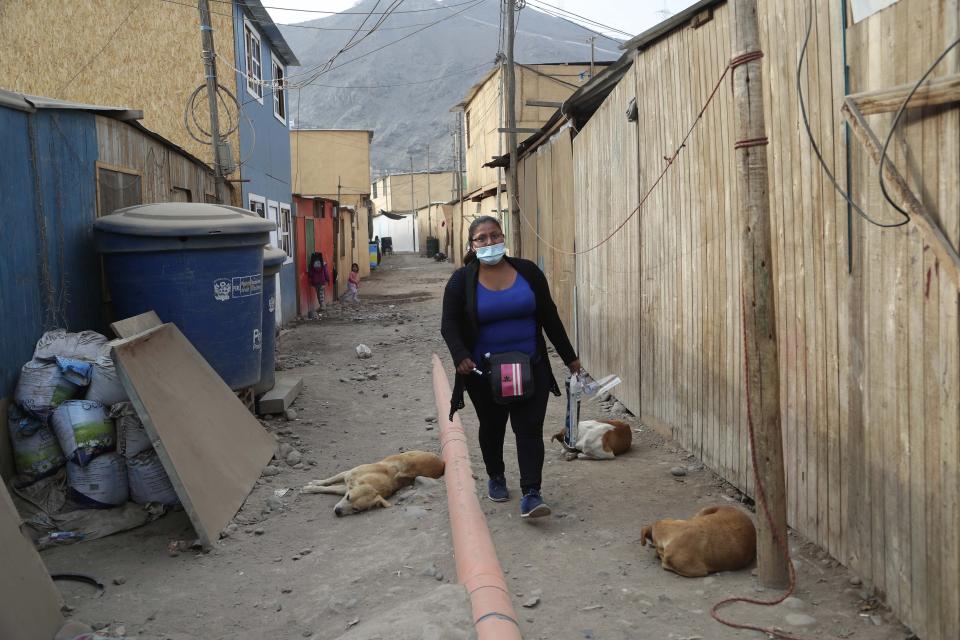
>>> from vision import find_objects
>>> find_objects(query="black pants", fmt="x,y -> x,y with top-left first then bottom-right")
465,358 -> 551,493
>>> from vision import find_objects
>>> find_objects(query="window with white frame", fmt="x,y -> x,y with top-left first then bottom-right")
249,193 -> 266,218
279,204 -> 292,257
271,54 -> 286,123
244,19 -> 263,101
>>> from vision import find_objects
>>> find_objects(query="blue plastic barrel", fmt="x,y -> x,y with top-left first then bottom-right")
255,245 -> 287,395
94,203 -> 275,390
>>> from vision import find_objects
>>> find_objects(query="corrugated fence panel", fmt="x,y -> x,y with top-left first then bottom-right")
574,63 -> 641,414
0,109 -> 100,398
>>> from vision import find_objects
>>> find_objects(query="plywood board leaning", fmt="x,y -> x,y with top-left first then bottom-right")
0,480 -> 64,640
110,310 -> 162,339
112,323 -> 275,549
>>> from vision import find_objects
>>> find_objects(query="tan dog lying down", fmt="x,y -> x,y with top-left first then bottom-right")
303,451 -> 444,516
551,420 -> 632,459
640,505 -> 756,577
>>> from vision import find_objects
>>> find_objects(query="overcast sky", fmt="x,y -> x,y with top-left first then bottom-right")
264,0 -> 701,40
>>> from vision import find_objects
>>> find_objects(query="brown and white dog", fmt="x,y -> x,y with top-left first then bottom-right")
302,450 -> 444,516
551,419 -> 632,460
640,505 -> 757,577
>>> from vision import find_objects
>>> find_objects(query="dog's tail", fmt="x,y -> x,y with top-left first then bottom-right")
640,525 -> 653,547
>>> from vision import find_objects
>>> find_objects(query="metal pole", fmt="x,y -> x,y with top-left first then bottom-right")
456,114 -> 465,264
729,0 -> 790,589
197,0 -> 228,204
589,35 -> 596,78
503,0 -> 522,256
410,155 -> 418,254
427,143 -> 433,242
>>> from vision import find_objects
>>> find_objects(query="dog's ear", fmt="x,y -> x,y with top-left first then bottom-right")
550,430 -> 564,444
640,525 -> 653,546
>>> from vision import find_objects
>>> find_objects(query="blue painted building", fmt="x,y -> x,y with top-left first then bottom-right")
232,1 -> 300,325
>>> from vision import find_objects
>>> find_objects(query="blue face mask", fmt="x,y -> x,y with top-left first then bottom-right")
476,242 -> 506,265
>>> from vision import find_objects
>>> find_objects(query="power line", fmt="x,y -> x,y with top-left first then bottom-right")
525,0 -> 631,39
294,0 -> 487,86
797,0 -> 907,228
296,63 -> 493,89
156,0 -> 439,31
207,0 -> 481,15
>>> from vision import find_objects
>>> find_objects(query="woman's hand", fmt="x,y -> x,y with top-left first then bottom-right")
568,359 -> 583,375
457,358 -> 478,376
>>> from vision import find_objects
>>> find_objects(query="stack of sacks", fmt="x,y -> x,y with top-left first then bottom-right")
112,403 -> 179,506
9,330 -> 127,508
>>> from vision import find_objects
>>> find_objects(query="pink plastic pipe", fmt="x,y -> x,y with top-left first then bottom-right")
431,354 -> 523,640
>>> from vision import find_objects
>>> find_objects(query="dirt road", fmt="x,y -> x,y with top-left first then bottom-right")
45,253 -> 910,640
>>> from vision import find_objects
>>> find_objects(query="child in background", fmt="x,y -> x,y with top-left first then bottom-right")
343,262 -> 361,303
308,252 -> 330,316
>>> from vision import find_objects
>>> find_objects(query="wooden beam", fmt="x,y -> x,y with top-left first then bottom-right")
497,127 -> 542,134
847,72 -> 960,116
841,97 -> 960,288
524,100 -> 563,108
729,0 -> 791,590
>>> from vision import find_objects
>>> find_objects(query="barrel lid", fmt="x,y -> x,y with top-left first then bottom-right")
94,203 -> 276,237
263,245 -> 287,266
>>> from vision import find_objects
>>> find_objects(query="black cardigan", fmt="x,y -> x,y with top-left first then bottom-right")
441,257 -> 578,417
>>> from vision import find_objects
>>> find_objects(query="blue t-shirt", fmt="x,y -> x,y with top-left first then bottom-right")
473,273 -> 538,364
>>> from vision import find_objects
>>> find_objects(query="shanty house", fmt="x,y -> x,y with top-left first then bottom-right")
0,0 -> 239,180
290,129 -> 374,299
0,89 -> 226,478
451,62 -> 608,248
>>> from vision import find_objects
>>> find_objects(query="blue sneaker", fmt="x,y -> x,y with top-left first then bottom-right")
487,475 -> 509,502
520,489 -> 551,518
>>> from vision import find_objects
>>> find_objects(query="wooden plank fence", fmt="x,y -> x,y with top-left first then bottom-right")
555,0 -> 960,637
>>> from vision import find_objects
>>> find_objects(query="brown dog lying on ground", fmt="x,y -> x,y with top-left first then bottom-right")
640,505 -> 756,577
551,419 -> 632,459
302,450 -> 444,516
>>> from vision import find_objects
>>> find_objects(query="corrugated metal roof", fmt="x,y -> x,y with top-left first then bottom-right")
239,0 -> 301,67
0,88 -> 143,120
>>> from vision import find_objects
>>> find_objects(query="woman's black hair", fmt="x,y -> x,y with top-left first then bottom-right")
463,215 -> 503,265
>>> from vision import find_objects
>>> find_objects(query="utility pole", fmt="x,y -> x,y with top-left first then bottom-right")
409,155 -> 418,254
426,143 -> 433,241
455,113 -> 465,264
729,0 -> 790,589
198,0 -> 229,204
588,35 -> 596,78
503,0 -> 522,256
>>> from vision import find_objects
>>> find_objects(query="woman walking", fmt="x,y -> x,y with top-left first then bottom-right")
441,216 -> 580,518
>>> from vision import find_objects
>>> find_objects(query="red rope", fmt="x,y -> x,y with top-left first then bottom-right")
730,50 -> 764,68
734,136 -> 770,150
707,295 -> 803,640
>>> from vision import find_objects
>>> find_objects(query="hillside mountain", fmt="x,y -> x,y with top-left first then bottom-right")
278,0 -> 623,175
